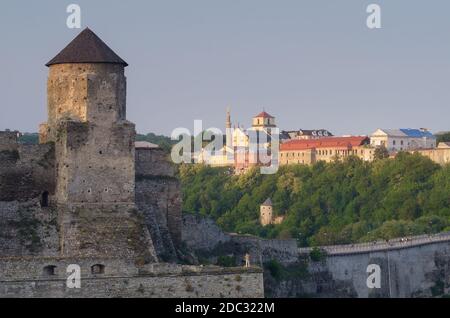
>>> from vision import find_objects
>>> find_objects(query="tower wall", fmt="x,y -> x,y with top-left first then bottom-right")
41,63 -> 135,207
41,64 -> 127,143
54,120 -> 135,206
260,205 -> 273,226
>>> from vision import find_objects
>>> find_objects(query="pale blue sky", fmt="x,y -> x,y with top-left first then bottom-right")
1,0 -> 449,136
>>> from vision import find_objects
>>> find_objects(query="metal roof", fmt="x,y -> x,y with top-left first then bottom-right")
399,129 -> 435,138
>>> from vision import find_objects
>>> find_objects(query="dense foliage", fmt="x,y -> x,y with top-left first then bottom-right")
179,153 -> 450,247
437,132 -> 450,144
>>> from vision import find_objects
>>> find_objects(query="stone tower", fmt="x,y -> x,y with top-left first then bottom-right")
260,198 -> 273,226
40,28 -> 135,207
40,28 -> 156,260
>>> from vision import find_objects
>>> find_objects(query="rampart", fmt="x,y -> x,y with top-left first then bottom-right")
0,258 -> 263,298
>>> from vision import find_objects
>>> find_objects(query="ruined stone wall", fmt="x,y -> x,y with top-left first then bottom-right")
136,148 -> 174,176
182,214 -> 231,251
0,258 -> 264,298
136,148 -> 182,261
182,214 -> 298,266
0,131 -> 19,152
57,205 -> 157,262
0,200 -> 59,258
0,142 -> 55,202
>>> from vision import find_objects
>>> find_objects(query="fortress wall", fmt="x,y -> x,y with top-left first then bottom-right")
136,179 -> 181,261
136,148 -> 182,260
136,148 -> 174,176
54,120 -> 136,206
0,131 -> 19,152
316,240 -> 450,298
0,143 -> 55,202
57,205 -> 158,262
182,214 -> 298,265
0,200 -> 59,258
182,214 -> 232,251
0,258 -> 264,298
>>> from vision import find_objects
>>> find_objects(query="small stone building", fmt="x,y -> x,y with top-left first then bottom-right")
260,198 -> 273,226
260,198 -> 284,226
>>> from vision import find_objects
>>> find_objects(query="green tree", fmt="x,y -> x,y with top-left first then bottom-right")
374,146 -> 389,160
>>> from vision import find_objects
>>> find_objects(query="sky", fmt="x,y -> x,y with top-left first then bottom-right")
1,0 -> 450,136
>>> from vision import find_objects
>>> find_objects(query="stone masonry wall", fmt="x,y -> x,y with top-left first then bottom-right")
182,214 -> 298,266
0,199 -> 59,258
0,142 -> 55,202
0,258 -> 264,298
136,148 -> 182,261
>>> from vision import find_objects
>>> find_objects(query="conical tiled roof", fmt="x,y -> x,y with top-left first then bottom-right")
46,28 -> 128,67
262,198 -> 272,206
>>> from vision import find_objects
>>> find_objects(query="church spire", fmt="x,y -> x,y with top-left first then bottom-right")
226,107 -> 231,129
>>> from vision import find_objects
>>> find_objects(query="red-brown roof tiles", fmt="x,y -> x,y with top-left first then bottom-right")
254,111 -> 274,119
280,136 -> 369,151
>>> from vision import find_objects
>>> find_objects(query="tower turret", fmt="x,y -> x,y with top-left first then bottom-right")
41,28 -> 135,207
39,29 -> 155,260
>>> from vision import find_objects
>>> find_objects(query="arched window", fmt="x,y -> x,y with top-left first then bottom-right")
43,265 -> 57,276
91,264 -> 105,275
41,191 -> 49,208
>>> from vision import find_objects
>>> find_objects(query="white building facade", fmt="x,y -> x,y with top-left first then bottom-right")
370,129 -> 436,152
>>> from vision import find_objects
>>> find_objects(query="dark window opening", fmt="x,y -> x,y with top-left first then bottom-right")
91,264 -> 105,275
41,191 -> 49,208
43,265 -> 57,276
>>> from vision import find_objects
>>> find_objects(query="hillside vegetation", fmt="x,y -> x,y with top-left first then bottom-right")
179,153 -> 450,247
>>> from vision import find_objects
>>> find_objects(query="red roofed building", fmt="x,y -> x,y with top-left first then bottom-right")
279,136 -> 374,165
252,111 -> 276,130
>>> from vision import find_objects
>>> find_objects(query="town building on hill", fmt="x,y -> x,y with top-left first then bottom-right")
280,129 -> 333,142
370,128 -> 436,153
409,142 -> 450,166
279,136 -> 374,166
200,109 -> 279,173
438,142 -> 450,149
252,111 -> 276,131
